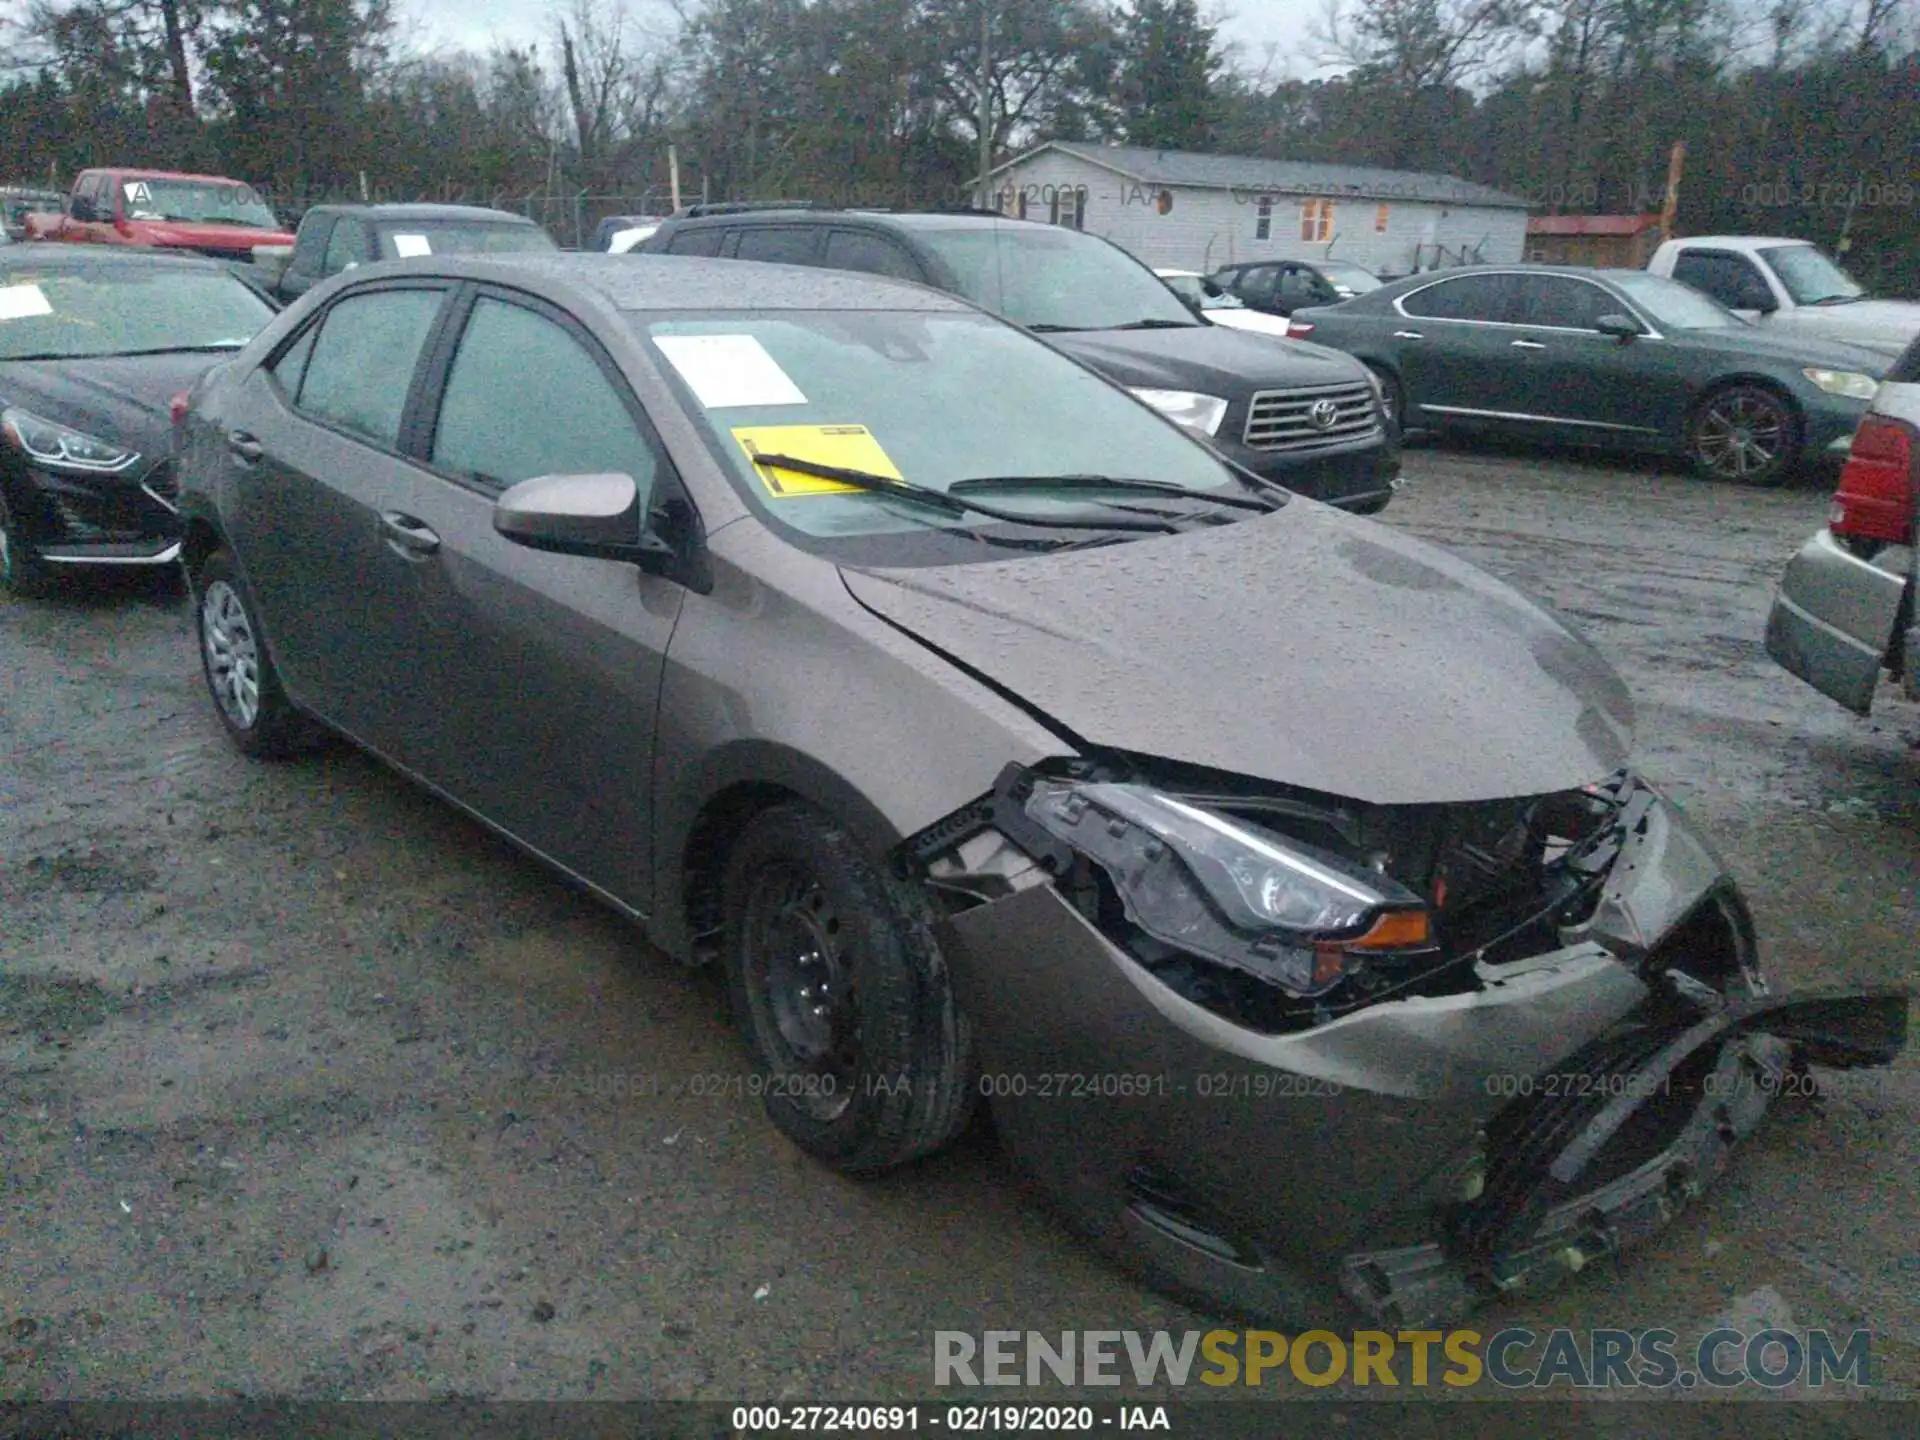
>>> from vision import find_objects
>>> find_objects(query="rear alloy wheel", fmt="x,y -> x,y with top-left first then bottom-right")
1689,384 -> 1799,486
0,487 -> 49,598
721,803 -> 974,1174
193,549 -> 318,759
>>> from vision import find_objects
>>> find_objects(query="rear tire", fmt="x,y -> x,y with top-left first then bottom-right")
0,487 -> 50,598
720,803 -> 975,1174
1688,384 -> 1800,486
192,549 -> 319,759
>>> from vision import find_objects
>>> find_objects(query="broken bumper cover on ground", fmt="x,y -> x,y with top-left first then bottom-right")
931,779 -> 1911,1327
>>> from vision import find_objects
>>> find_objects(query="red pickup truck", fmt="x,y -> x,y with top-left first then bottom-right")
24,168 -> 295,261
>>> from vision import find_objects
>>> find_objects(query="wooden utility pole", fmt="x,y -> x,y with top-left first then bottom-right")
1658,141 -> 1686,244
669,144 -> 682,211
976,1 -> 992,210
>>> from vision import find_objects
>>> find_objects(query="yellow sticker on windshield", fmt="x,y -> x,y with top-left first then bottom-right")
732,424 -> 902,498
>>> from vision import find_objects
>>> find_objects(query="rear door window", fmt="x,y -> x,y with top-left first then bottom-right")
735,227 -> 823,266
823,230 -> 923,282
293,286 -> 447,450
1399,274 -> 1520,322
666,228 -> 724,257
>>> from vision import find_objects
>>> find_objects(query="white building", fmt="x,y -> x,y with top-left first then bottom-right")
984,141 -> 1530,277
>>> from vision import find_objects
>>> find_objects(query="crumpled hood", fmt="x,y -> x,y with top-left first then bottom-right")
1772,299 -> 1920,358
1050,324 -> 1365,392
840,503 -> 1635,804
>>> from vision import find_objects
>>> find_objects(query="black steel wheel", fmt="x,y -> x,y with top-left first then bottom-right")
721,803 -> 974,1173
1689,384 -> 1800,486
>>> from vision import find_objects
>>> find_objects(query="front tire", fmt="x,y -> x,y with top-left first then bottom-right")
193,549 -> 318,759
720,803 -> 975,1174
1367,364 -> 1405,433
1688,384 -> 1800,486
0,486 -> 50,597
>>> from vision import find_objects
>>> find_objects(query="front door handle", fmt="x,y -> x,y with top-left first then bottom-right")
1392,329 -> 1424,340
227,430 -> 263,463
1510,339 -> 1547,351
380,511 -> 440,556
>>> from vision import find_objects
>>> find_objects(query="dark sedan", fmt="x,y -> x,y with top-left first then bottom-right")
1289,264 -> 1889,485
0,249 -> 277,594
173,251 -> 1904,1329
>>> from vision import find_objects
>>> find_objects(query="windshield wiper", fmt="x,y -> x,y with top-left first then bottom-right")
1102,318 -> 1201,330
1026,323 -> 1089,333
743,453 -> 1179,533
1810,293 -> 1866,306
949,473 -> 1278,513
73,344 -> 249,359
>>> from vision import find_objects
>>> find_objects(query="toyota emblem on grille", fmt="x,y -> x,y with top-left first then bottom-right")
1308,399 -> 1340,430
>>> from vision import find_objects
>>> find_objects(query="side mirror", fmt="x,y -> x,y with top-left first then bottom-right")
69,197 -> 96,223
493,471 -> 673,567
1744,292 -> 1780,315
1594,313 -> 1641,340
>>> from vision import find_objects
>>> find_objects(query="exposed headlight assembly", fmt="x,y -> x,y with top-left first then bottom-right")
1,406 -> 140,473
1020,777 -> 1434,997
1130,388 -> 1229,437
1801,368 -> 1880,401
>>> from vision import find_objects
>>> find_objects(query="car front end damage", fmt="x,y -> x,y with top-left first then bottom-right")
904,759 -> 1909,1328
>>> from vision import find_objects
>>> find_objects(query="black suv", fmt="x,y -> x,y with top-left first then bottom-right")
273,204 -> 556,302
1211,259 -> 1387,317
638,207 -> 1399,511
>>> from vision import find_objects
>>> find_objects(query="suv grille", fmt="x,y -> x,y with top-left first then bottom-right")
1243,382 -> 1379,451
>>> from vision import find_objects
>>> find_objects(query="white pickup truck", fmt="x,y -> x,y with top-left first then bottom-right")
1647,236 -> 1920,359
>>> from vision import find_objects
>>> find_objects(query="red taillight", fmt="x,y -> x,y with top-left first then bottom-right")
169,391 -> 190,426
1830,413 -> 1915,545
1287,319 -> 1315,338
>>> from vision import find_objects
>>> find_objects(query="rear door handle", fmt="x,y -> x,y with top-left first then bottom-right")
227,430 -> 263,463
380,511 -> 440,556
1392,329 -> 1424,340
1510,339 -> 1547,351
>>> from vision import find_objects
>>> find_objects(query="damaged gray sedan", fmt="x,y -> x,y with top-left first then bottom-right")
174,253 -> 1908,1328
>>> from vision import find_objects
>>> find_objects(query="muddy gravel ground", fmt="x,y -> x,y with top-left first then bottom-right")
3,438 -> 1917,1423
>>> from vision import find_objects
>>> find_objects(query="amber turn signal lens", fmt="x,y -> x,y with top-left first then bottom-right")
1349,908 -> 1433,950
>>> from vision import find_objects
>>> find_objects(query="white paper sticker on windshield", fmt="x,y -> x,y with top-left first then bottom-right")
123,181 -> 152,205
652,334 -> 806,408
391,233 -> 433,258
0,283 -> 53,321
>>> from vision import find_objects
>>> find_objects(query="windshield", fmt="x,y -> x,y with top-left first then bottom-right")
375,222 -> 558,259
916,224 -> 1201,331
639,309 -> 1242,559
1759,244 -> 1865,304
1319,264 -> 1383,294
119,177 -> 279,229
1603,271 -> 1740,329
0,265 -> 275,360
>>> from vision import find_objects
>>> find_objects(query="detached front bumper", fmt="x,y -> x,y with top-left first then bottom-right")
933,788 -> 1908,1326
1764,527 -> 1912,714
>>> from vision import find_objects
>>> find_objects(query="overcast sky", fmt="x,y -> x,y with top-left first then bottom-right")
399,0 -> 1328,78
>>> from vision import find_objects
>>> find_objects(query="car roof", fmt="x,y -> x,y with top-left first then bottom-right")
0,246 -> 233,275
309,203 -> 537,224
361,252 -> 976,313
85,168 -> 261,185
667,208 -> 1045,235
1663,236 -> 1808,250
